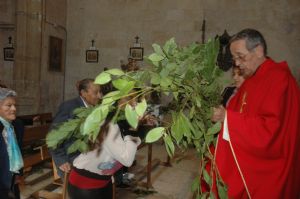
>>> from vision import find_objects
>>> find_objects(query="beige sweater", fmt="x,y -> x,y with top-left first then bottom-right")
73,122 -> 141,175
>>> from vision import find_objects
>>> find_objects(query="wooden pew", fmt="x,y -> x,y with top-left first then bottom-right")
18,112 -> 53,126
22,124 -> 51,169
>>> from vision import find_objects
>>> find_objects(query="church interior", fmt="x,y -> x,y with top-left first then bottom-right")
1,0 -> 300,199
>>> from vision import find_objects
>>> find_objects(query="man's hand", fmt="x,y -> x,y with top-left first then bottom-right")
59,162 -> 71,173
211,106 -> 226,122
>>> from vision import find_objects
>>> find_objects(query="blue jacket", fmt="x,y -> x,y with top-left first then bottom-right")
0,119 -> 24,189
49,97 -> 84,177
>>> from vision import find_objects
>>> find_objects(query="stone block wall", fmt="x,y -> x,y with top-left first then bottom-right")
0,0 -> 67,115
65,0 -> 300,99
1,0 -> 299,114
0,0 -> 16,88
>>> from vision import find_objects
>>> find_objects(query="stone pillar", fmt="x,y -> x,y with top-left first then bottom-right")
14,0 -> 43,115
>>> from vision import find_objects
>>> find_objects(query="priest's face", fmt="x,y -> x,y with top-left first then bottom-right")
230,39 -> 262,78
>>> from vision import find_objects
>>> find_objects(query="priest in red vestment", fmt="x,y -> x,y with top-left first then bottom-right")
211,29 -> 300,199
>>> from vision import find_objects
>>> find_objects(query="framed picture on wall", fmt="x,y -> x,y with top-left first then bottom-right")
49,36 -> 63,72
130,47 -> 144,61
86,50 -> 99,63
3,47 -> 14,61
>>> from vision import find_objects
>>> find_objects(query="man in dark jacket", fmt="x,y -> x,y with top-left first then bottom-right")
50,78 -> 101,178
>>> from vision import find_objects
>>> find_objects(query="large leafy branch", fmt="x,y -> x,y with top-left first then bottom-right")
46,38 -> 227,198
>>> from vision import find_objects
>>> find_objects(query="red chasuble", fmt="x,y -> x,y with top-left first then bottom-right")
215,59 -> 300,198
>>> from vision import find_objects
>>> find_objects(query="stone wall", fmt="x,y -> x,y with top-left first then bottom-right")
0,0 -> 67,115
39,0 -> 67,114
1,0 -> 299,114
65,0 -> 300,99
0,0 -> 16,87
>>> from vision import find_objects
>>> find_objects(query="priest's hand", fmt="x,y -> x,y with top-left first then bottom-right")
211,105 -> 226,122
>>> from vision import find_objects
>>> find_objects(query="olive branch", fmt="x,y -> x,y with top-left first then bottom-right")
46,38 -> 228,198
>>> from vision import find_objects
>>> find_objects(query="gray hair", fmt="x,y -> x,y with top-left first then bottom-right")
230,28 -> 267,55
0,88 -> 17,101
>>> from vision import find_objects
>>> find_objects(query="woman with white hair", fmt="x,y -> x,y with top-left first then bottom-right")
0,88 -> 24,199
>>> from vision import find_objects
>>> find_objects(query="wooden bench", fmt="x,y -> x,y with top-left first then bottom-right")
31,172 -> 69,199
18,112 -> 53,126
22,124 -> 51,169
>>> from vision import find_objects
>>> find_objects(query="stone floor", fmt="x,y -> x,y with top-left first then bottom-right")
20,142 -> 199,199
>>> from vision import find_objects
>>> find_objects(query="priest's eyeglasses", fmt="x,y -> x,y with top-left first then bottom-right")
232,52 -> 251,62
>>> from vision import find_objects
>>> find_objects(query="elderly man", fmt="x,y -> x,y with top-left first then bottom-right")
50,78 -> 102,178
212,29 -> 300,198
